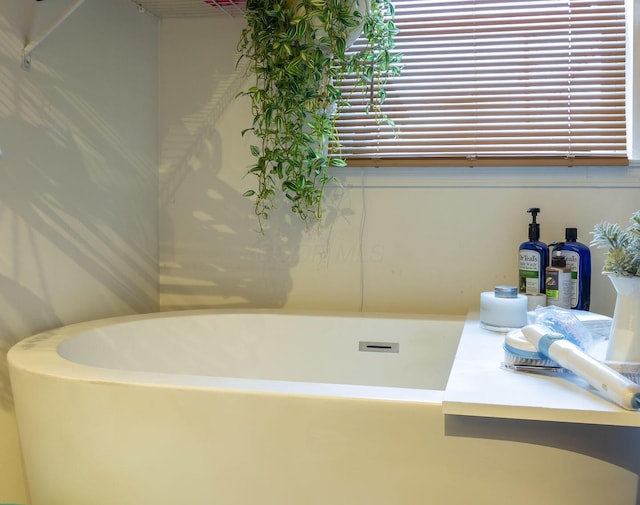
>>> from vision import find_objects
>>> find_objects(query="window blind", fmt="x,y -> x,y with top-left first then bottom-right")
336,0 -> 628,166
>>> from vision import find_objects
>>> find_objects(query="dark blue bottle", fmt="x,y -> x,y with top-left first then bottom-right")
518,208 -> 549,295
552,228 -> 591,311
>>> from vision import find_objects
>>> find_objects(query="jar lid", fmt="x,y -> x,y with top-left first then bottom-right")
494,285 -> 518,298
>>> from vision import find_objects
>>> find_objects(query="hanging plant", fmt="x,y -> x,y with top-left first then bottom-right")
238,0 -> 402,229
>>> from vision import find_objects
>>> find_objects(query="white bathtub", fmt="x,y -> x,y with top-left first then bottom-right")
8,310 -> 640,505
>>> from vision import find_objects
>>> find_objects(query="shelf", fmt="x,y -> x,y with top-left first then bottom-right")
443,312 -> 640,427
22,0 -> 87,71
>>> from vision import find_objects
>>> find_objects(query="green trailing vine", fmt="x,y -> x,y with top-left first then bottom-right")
238,0 -> 402,229
591,210 -> 640,276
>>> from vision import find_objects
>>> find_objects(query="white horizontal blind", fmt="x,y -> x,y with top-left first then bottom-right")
336,0 -> 628,166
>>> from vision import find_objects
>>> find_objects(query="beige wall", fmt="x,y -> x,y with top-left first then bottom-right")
0,0 -> 158,501
159,17 -> 640,317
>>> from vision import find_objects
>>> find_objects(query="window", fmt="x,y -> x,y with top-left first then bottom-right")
337,0 -> 629,167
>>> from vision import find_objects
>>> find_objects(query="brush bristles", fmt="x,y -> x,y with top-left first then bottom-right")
503,346 -> 561,369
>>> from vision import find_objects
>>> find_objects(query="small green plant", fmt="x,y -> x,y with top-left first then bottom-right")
238,0 -> 402,229
591,210 -> 640,276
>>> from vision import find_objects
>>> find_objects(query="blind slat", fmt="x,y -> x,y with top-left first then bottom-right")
335,0 -> 628,164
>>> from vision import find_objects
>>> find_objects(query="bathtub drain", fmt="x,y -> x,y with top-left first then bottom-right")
358,341 -> 399,353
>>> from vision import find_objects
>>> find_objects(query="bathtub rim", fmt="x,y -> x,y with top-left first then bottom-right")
8,309 -> 464,404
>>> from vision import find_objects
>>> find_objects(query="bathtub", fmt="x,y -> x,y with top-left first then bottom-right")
8,309 -> 640,505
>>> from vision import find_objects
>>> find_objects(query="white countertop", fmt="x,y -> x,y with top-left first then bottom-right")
442,313 -> 640,427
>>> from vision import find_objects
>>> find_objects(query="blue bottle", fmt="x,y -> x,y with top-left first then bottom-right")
552,227 -> 591,311
518,208 -> 549,295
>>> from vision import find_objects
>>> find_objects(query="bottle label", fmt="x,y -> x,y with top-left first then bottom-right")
558,251 -> 580,308
546,268 -> 572,308
519,250 -> 541,294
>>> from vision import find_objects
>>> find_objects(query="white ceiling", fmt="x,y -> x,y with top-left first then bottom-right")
134,0 -> 246,18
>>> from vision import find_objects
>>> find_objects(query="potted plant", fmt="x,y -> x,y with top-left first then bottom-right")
238,0 -> 402,229
591,210 -> 640,363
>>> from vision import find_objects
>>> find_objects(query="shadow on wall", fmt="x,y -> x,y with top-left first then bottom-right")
446,415 -> 640,503
158,89 -> 304,309
158,109 -> 353,309
0,119 -> 157,311
158,46 -> 353,310
0,7 -> 158,410
160,156 -> 352,310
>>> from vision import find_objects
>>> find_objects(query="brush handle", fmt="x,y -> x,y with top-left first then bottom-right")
522,324 -> 640,410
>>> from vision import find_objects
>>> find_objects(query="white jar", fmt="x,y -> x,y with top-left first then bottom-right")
480,286 -> 528,332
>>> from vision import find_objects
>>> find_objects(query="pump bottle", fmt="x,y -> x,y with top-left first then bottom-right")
552,227 -> 591,311
518,208 -> 549,295
546,251 -> 572,308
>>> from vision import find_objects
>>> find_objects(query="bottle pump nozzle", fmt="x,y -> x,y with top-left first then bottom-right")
527,208 -> 541,241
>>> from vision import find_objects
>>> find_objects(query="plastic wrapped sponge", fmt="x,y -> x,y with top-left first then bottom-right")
533,305 -> 593,351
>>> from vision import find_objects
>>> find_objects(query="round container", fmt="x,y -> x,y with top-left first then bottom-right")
526,293 -> 546,311
480,286 -> 528,332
